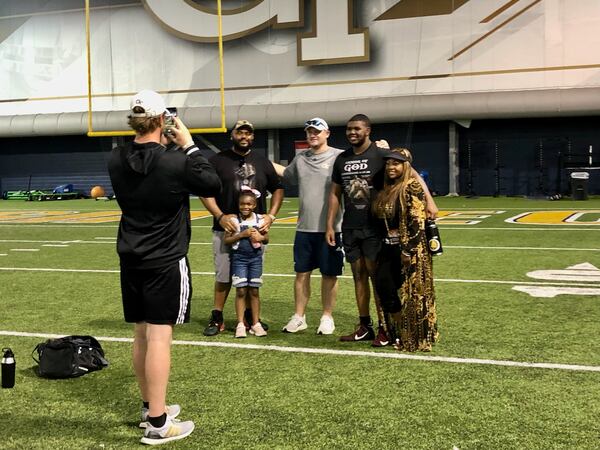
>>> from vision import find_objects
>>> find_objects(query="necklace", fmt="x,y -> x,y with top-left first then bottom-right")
233,148 -> 251,157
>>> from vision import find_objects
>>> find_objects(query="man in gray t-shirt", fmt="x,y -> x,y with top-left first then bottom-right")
273,117 -> 344,335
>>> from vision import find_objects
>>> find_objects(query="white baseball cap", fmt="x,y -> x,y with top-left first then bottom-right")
130,90 -> 167,118
304,117 -> 329,131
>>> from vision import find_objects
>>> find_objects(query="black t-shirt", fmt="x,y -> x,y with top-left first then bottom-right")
209,149 -> 282,231
331,143 -> 387,230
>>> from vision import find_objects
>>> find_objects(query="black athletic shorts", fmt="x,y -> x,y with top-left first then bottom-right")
341,227 -> 381,263
120,256 -> 192,325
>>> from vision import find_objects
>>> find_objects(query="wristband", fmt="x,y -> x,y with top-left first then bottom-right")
268,214 -> 276,221
217,213 -> 224,223
401,250 -> 411,257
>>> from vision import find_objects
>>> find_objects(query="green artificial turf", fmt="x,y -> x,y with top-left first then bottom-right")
1,196 -> 599,449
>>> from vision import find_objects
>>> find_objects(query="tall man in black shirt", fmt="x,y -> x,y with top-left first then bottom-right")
200,120 -> 284,336
326,114 -> 438,346
108,90 -> 221,445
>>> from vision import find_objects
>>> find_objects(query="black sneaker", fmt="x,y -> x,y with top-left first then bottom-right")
244,309 -> 269,331
339,323 -> 375,342
203,311 -> 224,336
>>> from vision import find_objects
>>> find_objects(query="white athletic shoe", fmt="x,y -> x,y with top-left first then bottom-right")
250,322 -> 268,337
316,315 -> 335,335
282,314 -> 307,333
140,417 -> 195,445
235,322 -> 247,338
139,404 -> 181,428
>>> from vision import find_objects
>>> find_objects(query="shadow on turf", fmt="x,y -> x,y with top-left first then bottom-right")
86,317 -> 131,331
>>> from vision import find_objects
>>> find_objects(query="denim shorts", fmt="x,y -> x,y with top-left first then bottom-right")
230,248 -> 264,288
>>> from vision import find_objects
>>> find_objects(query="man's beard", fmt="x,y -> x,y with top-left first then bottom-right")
233,141 -> 251,154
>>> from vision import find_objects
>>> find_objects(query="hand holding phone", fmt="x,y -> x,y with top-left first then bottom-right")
168,116 -> 194,149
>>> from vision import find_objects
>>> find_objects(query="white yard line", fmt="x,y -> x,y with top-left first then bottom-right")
445,245 -> 600,251
1,239 -> 599,252
0,330 -> 598,373
0,239 -> 72,244
41,244 -> 70,247
0,224 -> 599,230
0,266 -> 599,288
10,249 -> 39,252
443,227 -> 600,231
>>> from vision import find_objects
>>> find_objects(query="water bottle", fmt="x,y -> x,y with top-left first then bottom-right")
1,347 -> 15,388
425,219 -> 443,256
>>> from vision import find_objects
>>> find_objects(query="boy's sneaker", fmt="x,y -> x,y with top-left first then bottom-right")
203,310 -> 225,336
250,322 -> 268,337
139,404 -> 181,428
282,314 -> 307,333
235,323 -> 247,338
140,418 -> 195,445
339,323 -> 375,342
316,315 -> 335,335
371,326 -> 390,347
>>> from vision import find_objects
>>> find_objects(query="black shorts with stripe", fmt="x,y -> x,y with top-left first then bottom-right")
120,257 -> 192,325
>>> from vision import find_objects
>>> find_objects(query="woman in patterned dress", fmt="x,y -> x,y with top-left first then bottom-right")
372,148 -> 438,351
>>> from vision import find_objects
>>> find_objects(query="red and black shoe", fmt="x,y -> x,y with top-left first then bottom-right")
371,326 -> 391,347
203,310 -> 225,336
339,323 -> 375,342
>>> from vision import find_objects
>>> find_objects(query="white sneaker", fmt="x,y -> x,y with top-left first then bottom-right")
235,322 -> 247,338
139,404 -> 181,428
316,315 -> 335,335
251,322 -> 268,337
282,314 -> 307,333
140,417 -> 195,445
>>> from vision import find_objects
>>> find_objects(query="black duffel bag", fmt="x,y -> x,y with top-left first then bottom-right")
32,335 -> 109,378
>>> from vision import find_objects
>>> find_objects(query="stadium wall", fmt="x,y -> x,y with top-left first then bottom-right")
1,1 -> 600,196
2,117 -> 599,197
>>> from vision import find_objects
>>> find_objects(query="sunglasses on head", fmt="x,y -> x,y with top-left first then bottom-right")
305,119 -> 325,127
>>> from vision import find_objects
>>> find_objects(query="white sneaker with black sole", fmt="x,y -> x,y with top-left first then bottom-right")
282,314 -> 307,333
139,404 -> 181,428
140,417 -> 195,445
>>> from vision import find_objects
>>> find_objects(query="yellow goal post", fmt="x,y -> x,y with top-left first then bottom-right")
84,0 -> 226,137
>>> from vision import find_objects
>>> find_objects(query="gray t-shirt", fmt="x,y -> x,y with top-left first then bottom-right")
283,146 -> 343,233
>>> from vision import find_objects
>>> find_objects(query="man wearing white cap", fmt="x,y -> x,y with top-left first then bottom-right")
108,89 -> 221,445
273,117 -> 344,335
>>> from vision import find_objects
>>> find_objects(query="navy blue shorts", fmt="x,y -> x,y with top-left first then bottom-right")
293,231 -> 344,276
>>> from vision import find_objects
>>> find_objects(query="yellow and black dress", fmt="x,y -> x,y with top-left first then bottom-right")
374,178 -> 438,352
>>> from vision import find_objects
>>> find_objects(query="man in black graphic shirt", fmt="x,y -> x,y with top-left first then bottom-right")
109,90 -> 221,445
326,114 -> 438,346
200,120 -> 284,336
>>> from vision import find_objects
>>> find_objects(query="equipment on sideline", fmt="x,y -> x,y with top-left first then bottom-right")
32,335 -> 108,378
90,185 -> 105,199
1,348 -> 15,388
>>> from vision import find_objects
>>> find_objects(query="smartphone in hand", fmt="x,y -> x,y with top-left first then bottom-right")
163,107 -> 178,136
